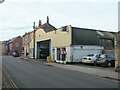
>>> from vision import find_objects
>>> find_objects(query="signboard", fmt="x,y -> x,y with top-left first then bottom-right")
60,48 -> 67,55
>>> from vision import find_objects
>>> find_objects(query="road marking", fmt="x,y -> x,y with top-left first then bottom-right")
4,70 -> 18,89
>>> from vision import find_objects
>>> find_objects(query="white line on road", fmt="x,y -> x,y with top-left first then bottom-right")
4,70 -> 18,89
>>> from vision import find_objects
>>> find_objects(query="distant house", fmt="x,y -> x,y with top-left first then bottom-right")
1,41 -> 7,55
6,36 -> 23,55
22,31 -> 34,58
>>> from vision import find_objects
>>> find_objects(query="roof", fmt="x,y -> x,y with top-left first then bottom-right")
38,16 -> 56,32
22,30 -> 35,37
7,36 -> 22,44
71,27 -> 116,45
40,23 -> 56,32
72,27 -> 100,45
96,31 -> 116,39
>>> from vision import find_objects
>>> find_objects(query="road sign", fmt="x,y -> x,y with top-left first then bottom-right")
60,48 -> 67,55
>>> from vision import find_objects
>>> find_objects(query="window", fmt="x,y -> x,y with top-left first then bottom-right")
15,43 -> 19,47
87,54 -> 94,57
95,55 -> 99,58
99,54 -> 106,58
61,27 -> 68,32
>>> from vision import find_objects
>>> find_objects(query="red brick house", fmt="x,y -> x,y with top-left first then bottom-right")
8,36 -> 23,55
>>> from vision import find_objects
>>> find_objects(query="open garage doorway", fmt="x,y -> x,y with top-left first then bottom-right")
37,40 -> 51,59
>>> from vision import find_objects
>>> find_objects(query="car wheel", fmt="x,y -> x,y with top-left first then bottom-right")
107,62 -> 111,67
93,61 -> 96,66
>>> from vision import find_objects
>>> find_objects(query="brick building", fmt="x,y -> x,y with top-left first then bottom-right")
6,36 -> 23,55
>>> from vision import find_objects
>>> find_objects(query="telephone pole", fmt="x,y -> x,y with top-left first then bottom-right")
33,22 -> 35,59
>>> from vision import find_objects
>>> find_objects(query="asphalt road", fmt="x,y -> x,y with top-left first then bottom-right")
2,56 -> 118,88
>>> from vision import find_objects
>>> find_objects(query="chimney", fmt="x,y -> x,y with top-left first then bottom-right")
38,20 -> 41,27
47,16 -> 49,23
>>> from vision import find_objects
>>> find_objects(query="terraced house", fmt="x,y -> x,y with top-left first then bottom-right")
2,36 -> 23,55
22,31 -> 34,58
34,16 -> 116,63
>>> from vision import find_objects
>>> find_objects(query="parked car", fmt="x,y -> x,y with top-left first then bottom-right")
96,54 -> 115,67
12,51 -> 19,57
82,54 -> 99,65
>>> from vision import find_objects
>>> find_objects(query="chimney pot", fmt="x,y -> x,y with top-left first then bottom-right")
38,20 -> 41,27
47,16 -> 49,23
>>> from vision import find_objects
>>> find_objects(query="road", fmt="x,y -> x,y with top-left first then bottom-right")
2,56 -> 118,88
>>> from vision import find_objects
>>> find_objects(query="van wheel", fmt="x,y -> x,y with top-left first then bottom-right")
107,62 -> 111,67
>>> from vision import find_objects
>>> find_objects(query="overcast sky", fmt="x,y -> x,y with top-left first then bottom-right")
0,0 -> 119,41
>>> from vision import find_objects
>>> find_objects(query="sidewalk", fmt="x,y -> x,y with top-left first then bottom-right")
22,58 -> 119,81
46,62 -> 119,81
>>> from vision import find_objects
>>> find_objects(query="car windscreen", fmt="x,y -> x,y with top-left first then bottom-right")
87,54 -> 94,57
99,54 -> 106,58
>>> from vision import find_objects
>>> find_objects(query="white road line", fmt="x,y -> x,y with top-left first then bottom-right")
4,70 -> 18,89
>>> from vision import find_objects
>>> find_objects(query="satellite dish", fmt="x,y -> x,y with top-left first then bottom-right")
0,0 -> 5,4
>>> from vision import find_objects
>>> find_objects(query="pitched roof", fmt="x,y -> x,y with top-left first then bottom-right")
38,16 -> 56,32
7,36 -> 21,44
40,23 -> 56,32
96,31 -> 116,39
71,27 -> 116,45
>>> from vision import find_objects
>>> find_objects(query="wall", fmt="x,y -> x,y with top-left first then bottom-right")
23,32 -> 34,58
9,43 -> 12,54
12,36 -> 23,55
35,25 -> 72,59
115,32 -> 120,68
72,45 -> 103,62
35,25 -> 72,48
2,43 -> 5,55
99,38 -> 113,50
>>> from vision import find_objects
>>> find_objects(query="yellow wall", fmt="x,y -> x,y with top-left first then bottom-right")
35,25 -> 72,48
23,32 -> 34,57
29,38 -> 34,57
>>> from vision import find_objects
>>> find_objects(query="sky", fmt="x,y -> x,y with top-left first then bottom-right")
0,0 -> 119,41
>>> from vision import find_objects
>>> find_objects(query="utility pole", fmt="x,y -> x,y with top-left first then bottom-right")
33,22 -> 35,59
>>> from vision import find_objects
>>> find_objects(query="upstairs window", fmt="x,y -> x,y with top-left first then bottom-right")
61,26 -> 68,32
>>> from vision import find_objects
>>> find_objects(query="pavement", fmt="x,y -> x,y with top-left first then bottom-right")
2,56 -> 118,88
24,57 -> 119,81
46,62 -> 119,81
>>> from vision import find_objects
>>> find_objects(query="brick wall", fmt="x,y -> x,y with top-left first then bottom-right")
11,36 -> 23,55
115,31 -> 120,68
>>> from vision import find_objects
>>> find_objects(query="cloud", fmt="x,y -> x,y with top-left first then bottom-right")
0,0 -> 118,41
